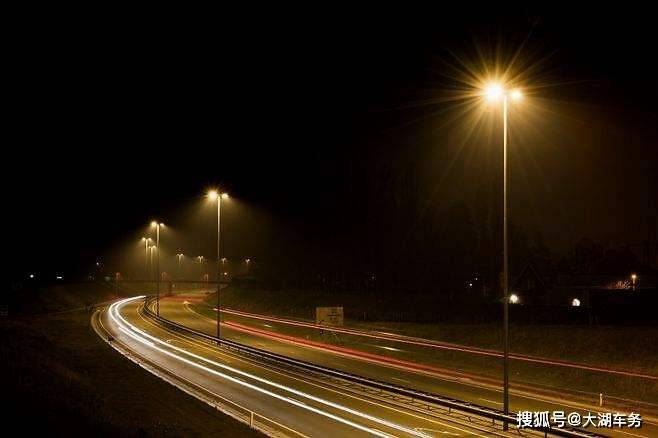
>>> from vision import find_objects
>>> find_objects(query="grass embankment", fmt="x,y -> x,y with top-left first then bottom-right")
1,283 -> 260,437
199,286 -> 658,404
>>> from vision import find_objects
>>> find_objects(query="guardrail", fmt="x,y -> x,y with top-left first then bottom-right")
93,306 -> 308,437
142,296 -> 605,438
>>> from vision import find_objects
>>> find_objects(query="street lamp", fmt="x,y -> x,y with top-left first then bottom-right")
483,82 -> 523,429
151,221 -> 164,316
197,255 -> 206,283
208,189 -> 229,341
176,253 -> 184,279
631,273 -> 638,291
142,237 -> 152,279
149,245 -> 156,279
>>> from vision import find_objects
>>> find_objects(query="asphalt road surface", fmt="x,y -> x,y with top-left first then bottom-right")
97,293 -> 655,437
98,295 -> 523,437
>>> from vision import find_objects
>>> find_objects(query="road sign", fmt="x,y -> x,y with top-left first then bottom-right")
316,306 -> 343,326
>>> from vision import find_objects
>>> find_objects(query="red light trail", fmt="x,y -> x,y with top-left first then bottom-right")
221,308 -> 658,381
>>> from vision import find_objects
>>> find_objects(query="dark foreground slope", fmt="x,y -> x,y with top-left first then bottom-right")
1,283 -> 260,437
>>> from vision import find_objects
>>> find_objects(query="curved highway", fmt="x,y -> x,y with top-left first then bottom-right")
95,295 -> 520,437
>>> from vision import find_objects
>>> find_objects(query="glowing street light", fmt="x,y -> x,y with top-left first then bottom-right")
482,80 -> 524,428
572,298 -> 581,307
631,273 -> 638,291
150,221 -> 164,316
208,189 -> 229,341
485,84 -> 503,101
511,89 -> 523,101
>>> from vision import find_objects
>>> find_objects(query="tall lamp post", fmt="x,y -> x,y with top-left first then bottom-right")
149,244 -> 155,280
151,221 -> 164,316
142,237 -> 151,279
208,189 -> 229,341
484,83 -> 522,429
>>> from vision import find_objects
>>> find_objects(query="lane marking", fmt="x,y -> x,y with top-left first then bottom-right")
180,298 -> 658,428
135,300 -> 496,438
111,297 -> 429,438
220,308 -> 658,381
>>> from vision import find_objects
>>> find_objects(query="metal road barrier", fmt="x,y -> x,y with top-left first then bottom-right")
92,307 -> 308,438
141,296 -> 605,438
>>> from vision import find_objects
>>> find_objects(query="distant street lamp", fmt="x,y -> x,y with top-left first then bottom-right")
151,221 -> 164,316
142,237 -> 152,279
631,273 -> 638,291
176,253 -> 184,279
483,82 -> 523,429
208,189 -> 229,341
149,245 -> 156,279
197,255 -> 207,285
572,298 -> 581,307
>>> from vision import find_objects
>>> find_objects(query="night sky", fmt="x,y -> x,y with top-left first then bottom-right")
8,13 -> 657,280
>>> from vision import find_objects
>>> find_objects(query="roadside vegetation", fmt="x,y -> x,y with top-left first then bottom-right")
195,286 -> 658,405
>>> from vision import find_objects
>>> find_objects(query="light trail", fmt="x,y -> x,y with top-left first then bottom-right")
223,320 -> 480,381
108,297 -> 432,438
221,308 -> 658,380
140,304 -> 497,438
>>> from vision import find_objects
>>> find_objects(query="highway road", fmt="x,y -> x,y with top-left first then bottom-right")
154,292 -> 656,438
96,295 -> 527,437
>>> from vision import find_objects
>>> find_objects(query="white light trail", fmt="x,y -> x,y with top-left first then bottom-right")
108,297 -> 430,438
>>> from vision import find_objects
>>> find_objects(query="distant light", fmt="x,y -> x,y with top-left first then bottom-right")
207,190 -> 218,200
511,89 -> 523,100
56,275 -> 63,280
29,273 -> 35,279
141,237 -> 146,241
631,273 -> 638,281
223,272 -> 228,276
221,193 -> 229,199
151,220 -> 157,227
572,298 -> 581,307
96,262 -> 100,266
485,83 -> 503,101
509,294 -> 519,304
245,258 -> 251,263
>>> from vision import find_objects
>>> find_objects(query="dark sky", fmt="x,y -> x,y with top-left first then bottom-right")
8,13 -> 657,279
